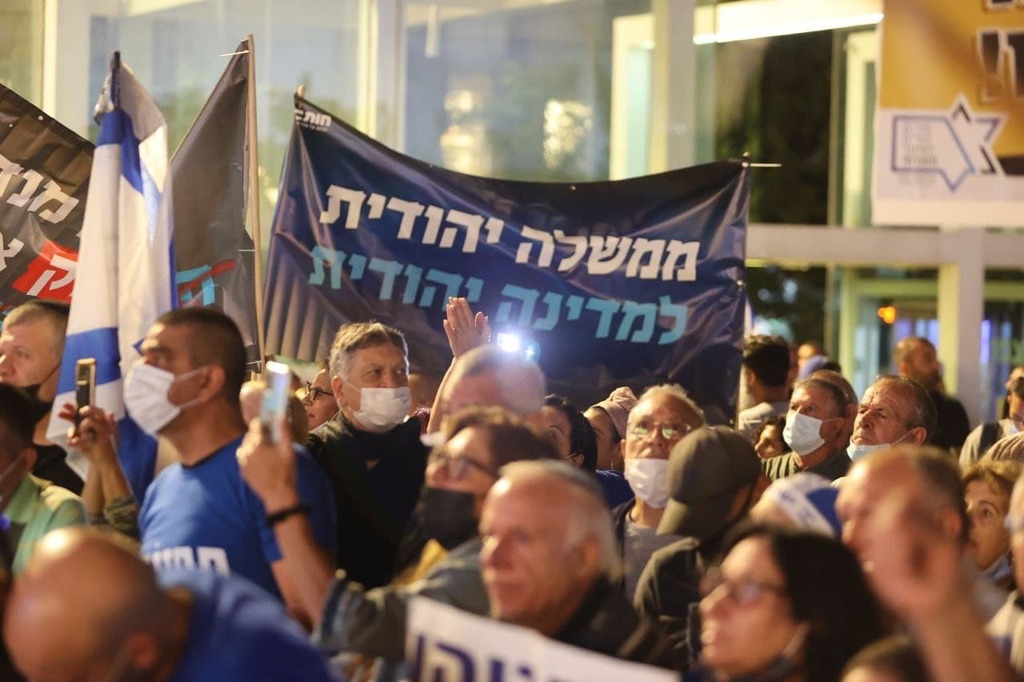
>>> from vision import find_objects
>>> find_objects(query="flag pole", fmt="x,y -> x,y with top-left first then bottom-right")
244,34 -> 267,369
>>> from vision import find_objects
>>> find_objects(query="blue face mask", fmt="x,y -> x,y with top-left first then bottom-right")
846,430 -> 912,462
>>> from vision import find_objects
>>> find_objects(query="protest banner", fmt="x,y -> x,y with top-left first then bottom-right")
265,95 -> 749,413
0,84 -> 92,314
407,597 -> 677,682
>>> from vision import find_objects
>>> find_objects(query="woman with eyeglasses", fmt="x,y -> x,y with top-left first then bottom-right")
687,524 -> 886,682
301,359 -> 339,432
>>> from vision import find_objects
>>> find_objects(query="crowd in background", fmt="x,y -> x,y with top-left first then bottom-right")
0,296 -> 1021,681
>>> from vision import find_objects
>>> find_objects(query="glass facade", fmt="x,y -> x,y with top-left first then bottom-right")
0,0 -> 42,101
1,0 -> 1021,421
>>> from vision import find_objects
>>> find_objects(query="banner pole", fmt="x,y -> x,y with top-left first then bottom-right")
245,34 -> 267,368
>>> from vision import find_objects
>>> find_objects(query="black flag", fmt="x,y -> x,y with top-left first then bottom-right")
171,38 -> 260,369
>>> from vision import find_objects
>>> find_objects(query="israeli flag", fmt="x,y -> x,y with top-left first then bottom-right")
46,54 -> 175,497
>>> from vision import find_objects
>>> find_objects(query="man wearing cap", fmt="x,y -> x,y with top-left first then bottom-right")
611,384 -> 705,599
633,426 -> 767,667
585,387 -> 637,507
764,377 -> 851,482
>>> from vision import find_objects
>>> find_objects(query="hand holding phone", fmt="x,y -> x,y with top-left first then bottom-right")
75,358 -> 97,428
260,361 -> 292,444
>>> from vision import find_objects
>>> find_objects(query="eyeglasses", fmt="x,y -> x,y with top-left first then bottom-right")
629,421 -> 692,441
302,382 -> 332,404
701,568 -> 787,606
429,451 -> 500,481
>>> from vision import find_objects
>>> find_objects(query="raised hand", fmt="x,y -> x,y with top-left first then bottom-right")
442,297 -> 490,358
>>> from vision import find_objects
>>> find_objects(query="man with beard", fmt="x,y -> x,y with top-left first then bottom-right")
238,406 -> 556,681
0,302 -> 82,493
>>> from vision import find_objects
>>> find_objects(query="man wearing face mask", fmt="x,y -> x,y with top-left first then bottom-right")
132,308 -> 336,615
306,322 -> 428,590
847,375 -> 935,463
611,384 -> 705,599
0,383 -> 85,575
764,377 -> 851,482
236,406 -> 557,681
0,301 -> 83,494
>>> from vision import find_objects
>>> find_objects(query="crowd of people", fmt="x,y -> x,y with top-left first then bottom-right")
0,297 -> 1022,681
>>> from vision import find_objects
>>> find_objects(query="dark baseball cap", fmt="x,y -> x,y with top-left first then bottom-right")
658,425 -> 763,538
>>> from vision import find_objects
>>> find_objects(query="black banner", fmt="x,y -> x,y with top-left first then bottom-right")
0,84 -> 92,315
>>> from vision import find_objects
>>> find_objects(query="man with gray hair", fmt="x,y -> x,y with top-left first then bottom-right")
765,376 -> 850,482
308,321 -> 428,589
0,301 -> 82,493
846,374 -> 936,463
612,383 -> 705,598
430,345 -> 547,432
479,460 -> 676,669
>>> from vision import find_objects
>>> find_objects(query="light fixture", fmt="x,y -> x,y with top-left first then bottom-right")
693,0 -> 883,45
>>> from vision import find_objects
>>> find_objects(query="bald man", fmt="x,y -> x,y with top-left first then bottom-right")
432,345 -> 547,432
894,336 -> 970,453
836,444 -> 1006,622
838,446 -> 1012,682
3,528 -> 333,681
480,461 -> 675,669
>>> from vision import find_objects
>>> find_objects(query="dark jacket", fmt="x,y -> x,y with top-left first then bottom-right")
554,576 -> 679,671
634,524 -> 738,670
307,416 -> 428,589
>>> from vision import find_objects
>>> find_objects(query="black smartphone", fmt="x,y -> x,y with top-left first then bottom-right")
75,358 -> 96,427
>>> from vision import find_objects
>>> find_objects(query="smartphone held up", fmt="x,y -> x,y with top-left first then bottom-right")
261,361 -> 292,444
75,358 -> 96,428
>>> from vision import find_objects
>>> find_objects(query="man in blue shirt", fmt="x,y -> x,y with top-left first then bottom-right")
4,527 -> 335,681
130,308 -> 334,612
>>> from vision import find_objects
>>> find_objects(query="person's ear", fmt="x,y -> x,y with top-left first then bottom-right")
937,506 -> 964,543
571,535 -> 602,578
332,375 -> 348,408
823,416 -> 843,441
111,632 -> 161,677
198,365 -> 225,401
19,447 -> 36,472
907,426 -> 928,445
567,453 -> 584,469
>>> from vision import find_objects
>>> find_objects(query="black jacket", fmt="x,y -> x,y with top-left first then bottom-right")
307,416 -> 427,589
555,576 -> 680,671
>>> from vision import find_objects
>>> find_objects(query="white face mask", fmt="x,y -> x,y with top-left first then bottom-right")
846,430 -> 911,462
783,411 -> 827,456
123,362 -> 202,436
349,386 -> 410,433
624,458 -> 670,508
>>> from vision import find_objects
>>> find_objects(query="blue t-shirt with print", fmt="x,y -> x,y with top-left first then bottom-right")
140,436 -> 336,599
